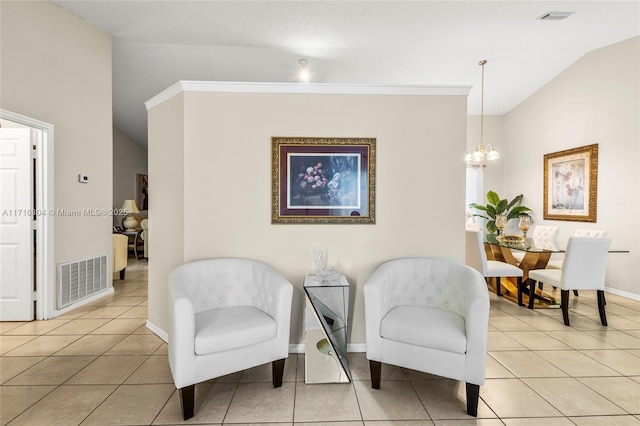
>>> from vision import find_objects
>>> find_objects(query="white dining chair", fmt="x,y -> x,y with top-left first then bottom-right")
466,230 -> 525,304
528,236 -> 611,325
546,229 -> 608,269
512,225 -> 559,264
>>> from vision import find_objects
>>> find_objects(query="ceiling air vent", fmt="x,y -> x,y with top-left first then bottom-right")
537,11 -> 574,21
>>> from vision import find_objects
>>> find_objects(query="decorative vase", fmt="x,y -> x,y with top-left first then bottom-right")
519,215 -> 531,238
495,214 -> 507,235
313,250 -> 324,276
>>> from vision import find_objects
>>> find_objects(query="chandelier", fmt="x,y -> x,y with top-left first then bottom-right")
465,59 -> 500,164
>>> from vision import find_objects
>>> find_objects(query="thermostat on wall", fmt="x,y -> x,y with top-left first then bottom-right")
78,174 -> 89,183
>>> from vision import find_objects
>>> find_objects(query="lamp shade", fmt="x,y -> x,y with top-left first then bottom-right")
120,199 -> 140,214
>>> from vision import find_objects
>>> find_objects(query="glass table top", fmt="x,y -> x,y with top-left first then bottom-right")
484,233 -> 628,254
484,233 -> 562,253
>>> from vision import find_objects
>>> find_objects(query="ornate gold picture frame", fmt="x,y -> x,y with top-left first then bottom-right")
272,137 -> 376,224
543,144 -> 598,222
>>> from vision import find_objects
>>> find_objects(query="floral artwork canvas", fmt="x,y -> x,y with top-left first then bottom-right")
287,154 -> 361,209
550,158 -> 586,211
544,144 -> 598,222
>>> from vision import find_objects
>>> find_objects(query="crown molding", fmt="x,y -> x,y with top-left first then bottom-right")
145,81 -> 471,111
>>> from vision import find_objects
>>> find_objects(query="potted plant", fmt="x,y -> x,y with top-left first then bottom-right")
469,190 -> 532,234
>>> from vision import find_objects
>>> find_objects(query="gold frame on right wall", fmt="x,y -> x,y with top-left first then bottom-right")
543,143 -> 598,222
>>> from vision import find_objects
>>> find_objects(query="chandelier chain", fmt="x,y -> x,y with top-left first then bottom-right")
465,59 -> 499,164
480,59 -> 485,147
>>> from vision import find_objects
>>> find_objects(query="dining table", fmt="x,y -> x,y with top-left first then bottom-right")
483,233 -> 628,308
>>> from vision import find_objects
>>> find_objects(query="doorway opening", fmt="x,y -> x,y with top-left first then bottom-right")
0,109 -> 54,321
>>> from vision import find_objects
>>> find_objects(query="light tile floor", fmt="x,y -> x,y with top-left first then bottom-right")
1,260 -> 640,425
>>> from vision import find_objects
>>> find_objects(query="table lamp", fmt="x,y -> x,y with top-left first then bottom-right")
121,199 -> 140,231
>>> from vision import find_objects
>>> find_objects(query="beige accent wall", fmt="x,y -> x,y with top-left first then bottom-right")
0,1 -> 112,296
113,127 -> 148,225
148,94 -> 184,339
148,89 -> 468,344
502,36 -> 640,296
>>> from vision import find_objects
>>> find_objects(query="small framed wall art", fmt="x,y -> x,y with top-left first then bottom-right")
272,137 -> 376,224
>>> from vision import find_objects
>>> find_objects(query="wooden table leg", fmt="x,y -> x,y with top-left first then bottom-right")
483,243 -> 558,308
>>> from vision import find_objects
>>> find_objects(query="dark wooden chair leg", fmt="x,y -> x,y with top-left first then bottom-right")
517,277 -> 524,306
496,277 -> 502,296
597,290 -> 608,326
179,384 -> 195,420
369,360 -> 382,389
560,290 -> 570,326
573,290 -> 579,296
528,279 -> 537,309
466,383 -> 480,417
272,358 -> 285,388
119,269 -> 125,280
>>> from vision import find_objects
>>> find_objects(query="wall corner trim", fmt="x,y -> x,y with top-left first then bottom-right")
145,81 -> 472,110
146,319 -> 169,343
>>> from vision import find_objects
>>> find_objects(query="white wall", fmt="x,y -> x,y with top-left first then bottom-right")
113,127 -> 148,226
147,84 -> 469,344
502,37 -> 640,297
0,1 -> 113,298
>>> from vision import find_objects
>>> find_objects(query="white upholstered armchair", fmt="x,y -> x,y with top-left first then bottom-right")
364,257 -> 490,416
169,258 -> 293,420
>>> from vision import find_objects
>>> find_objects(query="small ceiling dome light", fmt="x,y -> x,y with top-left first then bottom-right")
466,59 -> 500,165
298,59 -> 309,83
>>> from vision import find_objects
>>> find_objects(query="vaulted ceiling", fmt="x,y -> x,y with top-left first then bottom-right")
53,1 -> 640,147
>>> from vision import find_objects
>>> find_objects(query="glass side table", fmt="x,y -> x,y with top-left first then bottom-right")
303,275 -> 351,383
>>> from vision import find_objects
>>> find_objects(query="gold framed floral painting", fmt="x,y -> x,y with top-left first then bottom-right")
543,144 -> 598,222
271,137 -> 376,224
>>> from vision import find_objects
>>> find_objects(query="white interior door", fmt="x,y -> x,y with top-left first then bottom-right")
0,128 -> 33,321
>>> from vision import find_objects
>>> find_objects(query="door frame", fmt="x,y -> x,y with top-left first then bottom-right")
1,109 -> 54,320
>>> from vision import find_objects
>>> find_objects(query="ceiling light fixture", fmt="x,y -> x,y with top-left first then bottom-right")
298,59 -> 309,83
466,59 -> 500,165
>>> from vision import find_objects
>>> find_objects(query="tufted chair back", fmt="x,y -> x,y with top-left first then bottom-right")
170,258 -> 286,317
371,258 -> 470,317
574,228 -> 607,237
532,225 -> 559,241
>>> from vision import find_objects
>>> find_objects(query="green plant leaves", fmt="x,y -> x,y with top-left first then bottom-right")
487,190 -> 500,206
507,205 -> 532,220
468,190 -> 533,232
507,194 -> 523,210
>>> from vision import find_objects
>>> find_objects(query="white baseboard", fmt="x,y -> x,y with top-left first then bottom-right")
606,287 -> 640,302
51,287 -> 114,319
347,343 -> 366,353
146,320 -> 169,343
289,343 -> 366,354
289,344 -> 305,354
